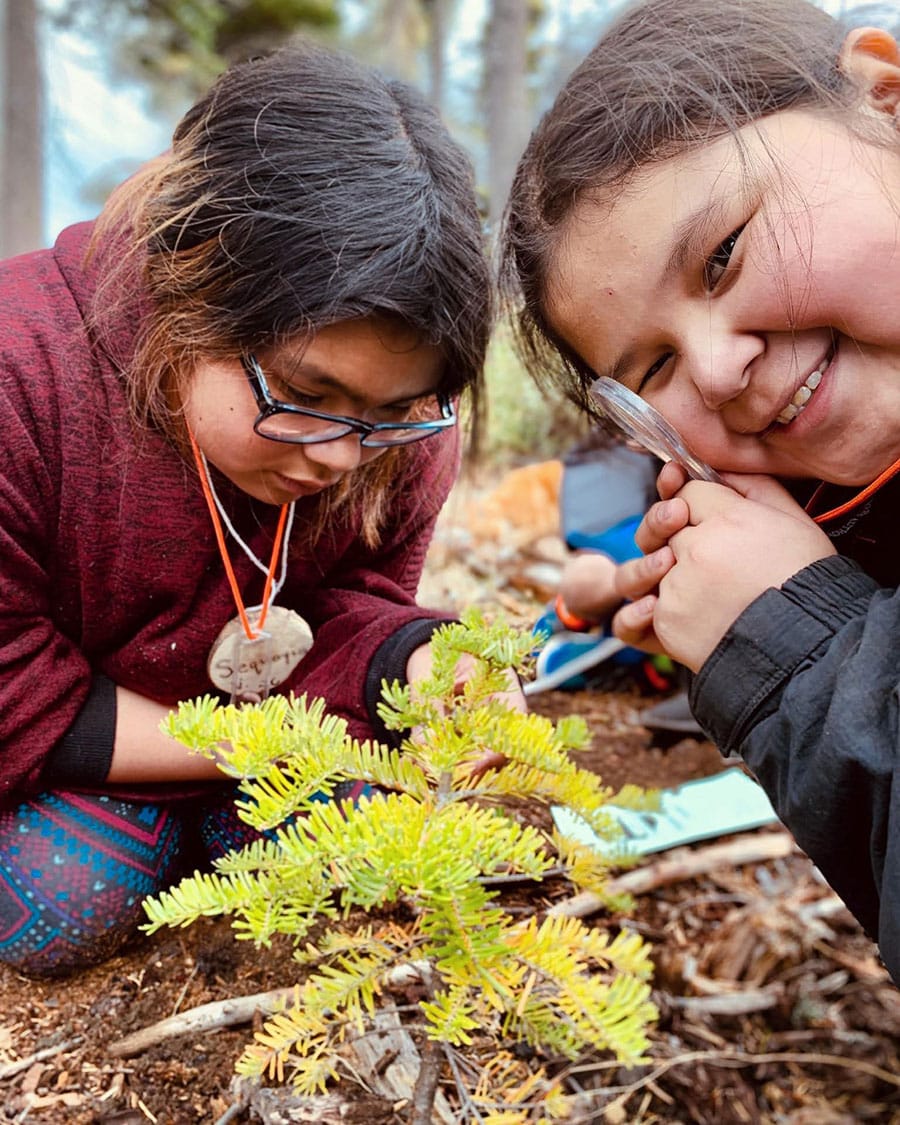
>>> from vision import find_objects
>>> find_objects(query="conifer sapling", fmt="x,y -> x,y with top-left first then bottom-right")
143,611 -> 658,1120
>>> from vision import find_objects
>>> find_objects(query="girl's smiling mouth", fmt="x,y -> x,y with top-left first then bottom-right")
774,347 -> 834,426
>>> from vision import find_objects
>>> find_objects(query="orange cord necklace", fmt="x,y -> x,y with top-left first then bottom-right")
807,452 -> 900,525
188,428 -> 290,640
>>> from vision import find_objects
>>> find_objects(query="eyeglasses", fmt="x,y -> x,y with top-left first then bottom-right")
241,355 -> 456,447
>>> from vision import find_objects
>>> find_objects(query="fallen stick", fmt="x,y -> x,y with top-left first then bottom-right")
109,987 -> 295,1058
668,986 -> 783,1016
582,1044 -> 900,1120
550,830 -> 798,918
0,1037 -> 84,1081
109,962 -> 429,1059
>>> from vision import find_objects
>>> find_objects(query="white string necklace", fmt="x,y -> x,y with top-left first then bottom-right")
198,449 -> 296,601
190,433 -> 312,702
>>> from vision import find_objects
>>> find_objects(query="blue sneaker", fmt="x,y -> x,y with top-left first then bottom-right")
533,632 -> 622,690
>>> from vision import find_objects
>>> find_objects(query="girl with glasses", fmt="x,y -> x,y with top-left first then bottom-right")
0,40 -> 522,976
502,0 -> 900,981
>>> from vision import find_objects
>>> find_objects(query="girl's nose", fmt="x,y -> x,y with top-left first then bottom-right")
681,318 -> 762,411
300,432 -> 366,475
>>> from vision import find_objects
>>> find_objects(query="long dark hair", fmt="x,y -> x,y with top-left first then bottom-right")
499,0 -> 860,412
92,40 -> 489,541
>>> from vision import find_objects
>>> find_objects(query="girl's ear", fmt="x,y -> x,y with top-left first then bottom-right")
840,28 -> 900,120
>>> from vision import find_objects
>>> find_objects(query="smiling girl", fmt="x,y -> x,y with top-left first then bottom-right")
502,0 -> 900,980
0,41 -> 516,977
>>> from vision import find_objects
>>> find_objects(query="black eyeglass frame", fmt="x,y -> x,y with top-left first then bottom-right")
241,354 -> 456,447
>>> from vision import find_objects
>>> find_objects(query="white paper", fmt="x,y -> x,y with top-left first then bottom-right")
553,767 -> 778,856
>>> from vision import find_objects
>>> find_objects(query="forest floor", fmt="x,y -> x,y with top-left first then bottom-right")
1,464 -> 899,1124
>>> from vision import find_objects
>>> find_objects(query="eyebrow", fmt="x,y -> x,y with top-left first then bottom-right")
662,193 -> 731,283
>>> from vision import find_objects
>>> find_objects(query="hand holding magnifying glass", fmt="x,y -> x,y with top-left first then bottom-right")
589,376 -> 725,485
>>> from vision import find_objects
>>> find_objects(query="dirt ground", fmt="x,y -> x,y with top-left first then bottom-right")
2,467 -> 899,1123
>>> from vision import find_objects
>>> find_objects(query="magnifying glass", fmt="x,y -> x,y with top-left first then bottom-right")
589,376 -> 725,485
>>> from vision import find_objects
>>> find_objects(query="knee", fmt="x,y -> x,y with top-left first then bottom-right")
0,790 -> 186,977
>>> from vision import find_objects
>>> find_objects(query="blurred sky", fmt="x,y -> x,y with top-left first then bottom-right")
42,0 -> 884,243
44,23 -> 174,240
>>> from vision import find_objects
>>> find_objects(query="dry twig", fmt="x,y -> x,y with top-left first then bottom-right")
109,988 -> 295,1058
572,1045 -> 900,1118
109,963 -> 430,1059
550,831 -> 798,918
667,986 -> 783,1016
0,1037 -> 83,1081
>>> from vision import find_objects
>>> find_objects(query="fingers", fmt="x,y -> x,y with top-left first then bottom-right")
611,595 -> 665,654
663,475 -> 814,532
615,544 -> 675,602
465,750 -> 509,783
494,668 -> 528,714
660,463 -> 805,519
660,466 -> 808,523
716,472 -> 811,516
634,498 -> 690,554
656,461 -> 689,499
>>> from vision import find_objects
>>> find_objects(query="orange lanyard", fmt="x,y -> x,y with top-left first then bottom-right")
807,452 -> 900,525
188,429 -> 289,640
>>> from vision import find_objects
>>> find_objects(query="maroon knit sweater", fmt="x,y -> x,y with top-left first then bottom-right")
0,223 -> 459,800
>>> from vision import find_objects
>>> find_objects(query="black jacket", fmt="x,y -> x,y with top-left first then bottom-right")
691,474 -> 900,984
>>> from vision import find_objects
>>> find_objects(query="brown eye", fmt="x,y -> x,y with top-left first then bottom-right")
704,224 -> 746,289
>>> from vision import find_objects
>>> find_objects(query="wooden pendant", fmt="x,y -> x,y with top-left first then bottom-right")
207,605 -> 313,698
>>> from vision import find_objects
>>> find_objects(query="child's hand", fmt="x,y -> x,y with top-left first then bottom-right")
405,643 -> 526,776
613,474 -> 836,671
406,645 -> 526,712
605,471 -> 690,652
560,552 -> 621,624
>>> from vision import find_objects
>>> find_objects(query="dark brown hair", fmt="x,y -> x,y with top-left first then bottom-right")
92,40 -> 490,542
500,0 -> 863,413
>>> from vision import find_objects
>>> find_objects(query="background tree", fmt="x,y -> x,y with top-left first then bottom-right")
47,0 -> 604,248
339,0 -> 450,106
1,0 -> 43,257
36,1 -> 883,294
59,0 -> 341,110
420,0 -> 449,110
348,0 -> 426,87
483,0 -> 530,241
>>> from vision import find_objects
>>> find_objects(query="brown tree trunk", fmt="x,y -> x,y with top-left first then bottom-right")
1,0 -> 43,256
421,0 -> 447,111
484,0 -> 529,243
380,0 -> 423,85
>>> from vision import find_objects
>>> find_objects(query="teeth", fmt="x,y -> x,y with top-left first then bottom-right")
775,355 -> 830,426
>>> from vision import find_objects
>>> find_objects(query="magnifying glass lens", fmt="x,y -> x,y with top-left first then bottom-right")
589,376 -> 724,485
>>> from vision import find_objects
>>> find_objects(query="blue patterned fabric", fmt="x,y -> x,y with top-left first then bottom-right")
200,779 -> 371,860
0,791 -> 187,976
0,779 -> 372,977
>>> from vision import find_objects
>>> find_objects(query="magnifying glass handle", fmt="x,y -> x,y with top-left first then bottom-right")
589,376 -> 726,486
